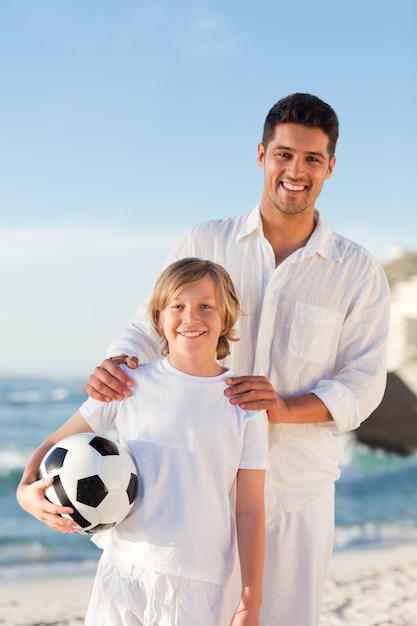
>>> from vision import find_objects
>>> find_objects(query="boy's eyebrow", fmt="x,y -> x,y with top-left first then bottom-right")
170,294 -> 217,301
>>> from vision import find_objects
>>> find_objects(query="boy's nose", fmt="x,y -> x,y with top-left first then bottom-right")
184,306 -> 199,323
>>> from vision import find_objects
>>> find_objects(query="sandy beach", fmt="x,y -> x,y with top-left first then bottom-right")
1,544 -> 416,626
320,544 -> 417,625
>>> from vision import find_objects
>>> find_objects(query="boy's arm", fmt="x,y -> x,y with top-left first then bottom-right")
16,411 -> 93,533
231,468 -> 265,626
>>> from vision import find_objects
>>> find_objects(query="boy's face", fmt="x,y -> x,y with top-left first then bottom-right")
159,275 -> 224,375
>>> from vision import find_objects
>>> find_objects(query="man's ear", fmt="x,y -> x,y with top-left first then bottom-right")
257,142 -> 266,169
326,156 -> 336,180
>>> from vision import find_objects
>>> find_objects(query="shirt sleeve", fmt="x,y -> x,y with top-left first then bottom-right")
79,396 -> 119,434
105,299 -> 162,363
239,409 -> 269,469
312,263 -> 391,433
105,228 -> 198,362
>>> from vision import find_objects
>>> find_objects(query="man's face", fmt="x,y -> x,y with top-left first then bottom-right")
258,123 -> 336,218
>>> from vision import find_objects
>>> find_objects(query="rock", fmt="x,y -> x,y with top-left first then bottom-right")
355,372 -> 417,455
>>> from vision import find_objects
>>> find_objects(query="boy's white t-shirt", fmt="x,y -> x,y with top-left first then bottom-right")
79,357 -> 269,586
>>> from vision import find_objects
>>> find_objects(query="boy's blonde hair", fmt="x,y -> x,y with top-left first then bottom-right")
149,258 -> 240,359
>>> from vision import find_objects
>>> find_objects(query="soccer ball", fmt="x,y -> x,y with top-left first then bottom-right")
39,432 -> 138,534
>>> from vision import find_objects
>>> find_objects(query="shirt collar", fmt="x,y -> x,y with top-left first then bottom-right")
236,205 -> 263,241
304,210 -> 343,263
237,205 -> 343,263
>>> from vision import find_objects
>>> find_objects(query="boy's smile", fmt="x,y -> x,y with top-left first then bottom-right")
159,275 -> 224,376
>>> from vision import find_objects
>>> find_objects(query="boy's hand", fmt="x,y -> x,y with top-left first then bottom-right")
230,605 -> 260,626
17,477 -> 78,533
85,356 -> 138,402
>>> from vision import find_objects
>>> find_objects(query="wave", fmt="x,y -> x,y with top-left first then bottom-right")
2,378 -> 417,583
334,520 -> 417,552
338,433 -> 417,482
5,387 -> 70,404
0,550 -> 100,583
0,378 -> 87,406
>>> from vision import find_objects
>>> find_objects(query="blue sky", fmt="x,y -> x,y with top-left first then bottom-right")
1,0 -> 416,378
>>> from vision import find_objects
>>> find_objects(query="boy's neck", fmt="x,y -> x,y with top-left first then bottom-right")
167,355 -> 226,377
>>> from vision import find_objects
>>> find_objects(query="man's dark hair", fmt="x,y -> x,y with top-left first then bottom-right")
262,93 -> 339,158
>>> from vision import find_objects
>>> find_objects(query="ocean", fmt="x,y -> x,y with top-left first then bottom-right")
1,376 -> 417,584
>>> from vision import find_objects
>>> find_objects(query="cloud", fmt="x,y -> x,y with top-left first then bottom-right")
0,224 -> 180,379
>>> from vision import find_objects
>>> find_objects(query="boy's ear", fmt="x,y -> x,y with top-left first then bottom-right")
221,314 -> 229,334
157,311 -> 164,330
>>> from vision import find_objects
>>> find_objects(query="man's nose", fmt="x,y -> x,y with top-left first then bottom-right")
286,156 -> 304,178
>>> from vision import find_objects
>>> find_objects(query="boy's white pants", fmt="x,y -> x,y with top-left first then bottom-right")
226,481 -> 335,626
85,552 -> 226,626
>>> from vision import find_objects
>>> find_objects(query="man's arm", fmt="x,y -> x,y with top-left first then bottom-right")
225,376 -> 333,424
86,231 -> 197,402
226,263 -> 390,430
86,295 -> 161,401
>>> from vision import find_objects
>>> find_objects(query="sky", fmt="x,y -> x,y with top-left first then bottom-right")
1,0 -> 416,379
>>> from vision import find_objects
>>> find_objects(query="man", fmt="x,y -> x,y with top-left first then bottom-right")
86,93 -> 390,625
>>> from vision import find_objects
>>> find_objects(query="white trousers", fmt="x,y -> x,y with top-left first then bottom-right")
85,552 -> 226,626
226,482 -> 335,626
261,483 -> 335,626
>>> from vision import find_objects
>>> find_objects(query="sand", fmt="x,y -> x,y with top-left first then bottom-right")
320,544 -> 417,625
1,544 -> 416,626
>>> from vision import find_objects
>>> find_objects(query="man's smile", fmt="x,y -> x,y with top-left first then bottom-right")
281,181 -> 308,192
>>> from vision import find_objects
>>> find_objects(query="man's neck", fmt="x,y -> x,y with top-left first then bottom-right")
260,205 -> 317,266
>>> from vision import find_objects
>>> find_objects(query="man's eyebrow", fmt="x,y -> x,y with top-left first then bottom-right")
271,144 -> 327,160
271,144 -> 292,152
305,150 -> 327,159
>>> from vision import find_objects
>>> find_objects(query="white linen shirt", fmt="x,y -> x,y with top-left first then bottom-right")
107,206 -> 390,512
80,358 -> 269,585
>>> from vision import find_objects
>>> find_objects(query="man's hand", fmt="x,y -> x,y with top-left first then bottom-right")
225,375 -> 286,424
225,376 -> 333,425
85,356 -> 138,402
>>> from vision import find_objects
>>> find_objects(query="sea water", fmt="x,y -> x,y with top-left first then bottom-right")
1,376 -> 417,583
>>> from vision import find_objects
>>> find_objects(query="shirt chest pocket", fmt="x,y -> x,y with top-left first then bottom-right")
288,301 -> 343,365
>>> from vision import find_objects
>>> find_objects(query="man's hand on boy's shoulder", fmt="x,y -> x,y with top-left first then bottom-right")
224,375 -> 282,423
85,355 -> 138,402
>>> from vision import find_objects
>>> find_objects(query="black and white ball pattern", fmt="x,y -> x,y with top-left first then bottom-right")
39,432 -> 138,534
